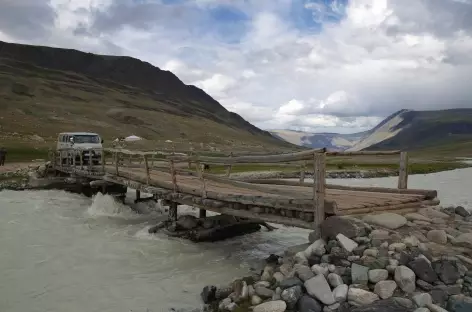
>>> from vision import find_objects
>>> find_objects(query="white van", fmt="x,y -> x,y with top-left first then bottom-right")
57,132 -> 103,165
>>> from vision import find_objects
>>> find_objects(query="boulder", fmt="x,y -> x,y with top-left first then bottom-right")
454,233 -> 472,248
201,285 -> 217,303
418,207 -> 450,220
348,288 -> 379,306
279,277 -> 303,289
304,239 -> 326,258
296,265 -> 315,282
412,293 -> 433,307
408,258 -> 438,283
368,269 -> 389,283
363,213 -> 407,230
427,230 -> 448,245
333,284 -> 348,303
297,295 -> 323,312
327,273 -> 344,288
304,274 -> 336,305
455,206 -> 470,218
374,280 -> 397,299
281,285 -> 303,310
336,233 -> 359,252
350,298 -> 415,312
433,260 -> 460,285
394,266 -> 416,293
255,286 -> 274,298
176,215 -> 199,230
253,300 -> 287,312
321,216 -> 367,239
311,264 -> 329,276
352,263 -> 370,285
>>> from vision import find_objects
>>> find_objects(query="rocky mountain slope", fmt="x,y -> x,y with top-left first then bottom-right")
272,109 -> 472,154
0,40 -> 294,152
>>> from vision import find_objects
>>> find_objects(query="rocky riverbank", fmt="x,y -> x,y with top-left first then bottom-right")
200,206 -> 472,312
0,162 -> 54,191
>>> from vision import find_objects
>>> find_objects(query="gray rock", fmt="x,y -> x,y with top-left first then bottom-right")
281,286 -> 303,310
406,213 -> 433,222
304,275 -> 336,305
218,298 -> 232,311
362,256 -> 389,270
413,309 -> 431,312
389,243 -> 407,252
296,265 -> 316,282
350,298 -> 415,312
273,272 -> 285,284
294,252 -> 309,265
201,285 -> 217,303
352,263 -> 370,284
370,229 -> 390,241
273,287 -> 282,300
255,286 -> 274,298
427,230 -> 448,245
327,273 -> 344,288
455,206 -> 470,218
417,279 -> 434,291
176,215 -> 198,230
447,294 -> 472,312
311,264 -> 329,276
297,295 -> 323,312
254,281 -> 271,288
348,288 -> 379,306
253,300 -> 287,312
374,280 -> 397,299
413,293 -> 433,307
404,236 -> 421,248
426,304 -> 449,312
336,233 -> 359,252
368,269 -> 389,283
321,216 -> 367,239
279,277 -> 303,289
409,258 -> 439,283
433,260 -> 460,285
419,208 -> 450,220
333,284 -> 348,303
430,288 -> 448,307
323,303 -> 340,312
363,213 -> 407,230
251,295 -> 263,305
304,239 -> 327,258
393,297 -> 415,309
395,265 -> 416,293
364,248 -> 379,258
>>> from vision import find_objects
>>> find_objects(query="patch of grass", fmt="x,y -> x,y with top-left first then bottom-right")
0,145 -> 51,162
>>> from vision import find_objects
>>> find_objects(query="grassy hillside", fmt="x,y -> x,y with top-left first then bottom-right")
0,41 -> 299,157
365,109 -> 472,157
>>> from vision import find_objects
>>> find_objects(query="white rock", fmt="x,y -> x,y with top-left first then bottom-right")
412,293 -> 433,307
323,303 -> 340,312
405,213 -> 433,222
404,236 -> 420,248
253,300 -> 287,312
304,275 -> 336,305
251,295 -> 262,305
389,243 -> 407,252
304,239 -> 326,258
333,284 -> 348,303
368,269 -> 389,283
413,308 -> 431,312
419,208 -> 450,220
363,213 -> 407,230
348,288 -> 380,306
336,233 -> 358,252
219,298 -> 232,311
273,272 -> 285,284
455,233 -> 472,248
374,280 -> 397,299
294,252 -> 308,265
394,266 -> 416,293
370,230 -> 390,241
364,248 -> 379,258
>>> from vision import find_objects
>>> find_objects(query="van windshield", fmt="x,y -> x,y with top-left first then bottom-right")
73,135 -> 100,144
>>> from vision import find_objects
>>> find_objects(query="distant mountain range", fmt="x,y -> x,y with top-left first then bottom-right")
270,109 -> 472,152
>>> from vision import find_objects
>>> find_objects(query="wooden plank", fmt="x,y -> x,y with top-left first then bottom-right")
167,149 -> 324,164
336,199 -> 440,214
244,179 -> 437,199
398,151 -> 408,189
326,150 -> 401,156
313,152 -> 326,238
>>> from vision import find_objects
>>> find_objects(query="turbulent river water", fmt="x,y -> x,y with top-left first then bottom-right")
1,167 -> 472,312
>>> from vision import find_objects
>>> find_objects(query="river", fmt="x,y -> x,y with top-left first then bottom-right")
1,167 -> 471,312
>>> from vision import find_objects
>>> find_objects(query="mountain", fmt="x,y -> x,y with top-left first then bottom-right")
272,108 -> 472,155
269,129 -> 367,150
359,109 -> 472,153
0,40 -> 295,152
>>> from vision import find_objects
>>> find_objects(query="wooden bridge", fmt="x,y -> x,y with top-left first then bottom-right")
49,147 -> 439,235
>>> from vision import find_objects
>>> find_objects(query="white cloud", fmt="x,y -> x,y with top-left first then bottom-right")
1,0 -> 472,133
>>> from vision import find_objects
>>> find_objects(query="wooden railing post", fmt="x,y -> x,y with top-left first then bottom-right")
101,150 -> 105,172
299,160 -> 306,184
72,150 -> 76,167
169,159 -> 177,193
89,152 -> 93,171
143,154 -> 150,185
398,151 -> 408,189
60,150 -> 63,169
313,152 -> 326,239
114,152 -> 119,175
79,151 -> 83,169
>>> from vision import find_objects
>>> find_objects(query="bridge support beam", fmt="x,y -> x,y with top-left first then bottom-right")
199,209 -> 207,218
135,190 -> 141,203
169,201 -> 178,221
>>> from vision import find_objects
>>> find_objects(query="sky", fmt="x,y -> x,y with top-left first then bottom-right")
1,0 -> 472,134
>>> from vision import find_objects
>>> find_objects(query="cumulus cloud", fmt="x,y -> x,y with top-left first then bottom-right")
1,0 -> 472,133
